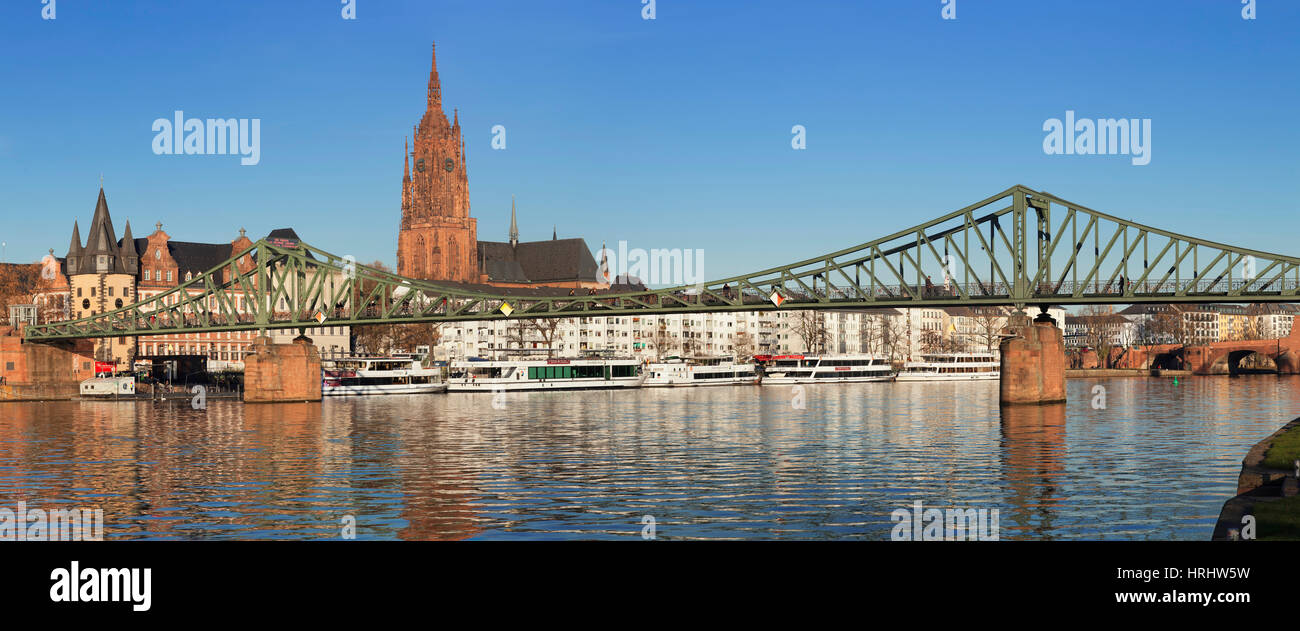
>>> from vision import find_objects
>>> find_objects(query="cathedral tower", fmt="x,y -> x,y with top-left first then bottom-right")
396,42 -> 480,283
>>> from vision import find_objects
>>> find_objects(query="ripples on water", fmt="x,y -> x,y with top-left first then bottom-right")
0,377 -> 1297,540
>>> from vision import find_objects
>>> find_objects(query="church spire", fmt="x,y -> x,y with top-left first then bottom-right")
403,138 -> 410,182
65,220 -> 83,275
86,186 -> 121,261
599,241 -> 609,284
427,42 -> 442,110
509,195 -> 519,247
122,220 -> 137,256
67,220 -> 83,257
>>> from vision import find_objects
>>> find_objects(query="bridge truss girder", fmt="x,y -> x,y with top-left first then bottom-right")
21,185 -> 1300,341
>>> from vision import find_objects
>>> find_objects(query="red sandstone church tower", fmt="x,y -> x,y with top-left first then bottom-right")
397,43 -> 480,283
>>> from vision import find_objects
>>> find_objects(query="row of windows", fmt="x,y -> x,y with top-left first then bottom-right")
525,365 -> 640,380
76,286 -> 130,298
693,371 -> 752,379
527,365 -> 609,380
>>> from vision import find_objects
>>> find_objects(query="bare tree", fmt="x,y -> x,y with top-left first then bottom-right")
1130,305 -> 1187,370
875,312 -> 907,361
1078,305 -> 1117,368
680,331 -> 700,357
792,310 -> 829,354
502,318 -> 532,355
919,329 -> 946,354
652,321 -> 676,358
733,331 -> 755,361
858,314 -> 878,354
1242,304 -> 1267,341
1155,306 -> 1190,347
529,318 -> 565,357
970,307 -> 1008,353
0,263 -> 39,327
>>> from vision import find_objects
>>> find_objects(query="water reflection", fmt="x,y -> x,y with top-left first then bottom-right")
1000,403 -> 1066,539
0,376 -> 1296,540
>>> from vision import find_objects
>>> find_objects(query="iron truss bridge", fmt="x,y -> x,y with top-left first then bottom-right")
22,185 -> 1300,341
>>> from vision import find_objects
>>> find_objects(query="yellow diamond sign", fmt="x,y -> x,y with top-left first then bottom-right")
500,302 -> 515,316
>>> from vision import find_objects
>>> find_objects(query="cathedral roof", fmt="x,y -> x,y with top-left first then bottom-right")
477,238 -> 599,285
165,240 -> 238,278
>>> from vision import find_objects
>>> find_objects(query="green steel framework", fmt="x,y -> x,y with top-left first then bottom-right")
22,185 -> 1300,341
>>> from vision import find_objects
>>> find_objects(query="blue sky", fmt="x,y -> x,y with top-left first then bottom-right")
0,0 -> 1296,280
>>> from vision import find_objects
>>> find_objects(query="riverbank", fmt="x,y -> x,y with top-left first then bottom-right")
1212,417 -> 1300,540
1066,369 -> 1193,378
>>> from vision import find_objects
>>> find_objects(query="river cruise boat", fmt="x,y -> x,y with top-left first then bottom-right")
755,354 -> 894,384
896,352 -> 1000,381
321,356 -> 447,396
79,376 -> 136,398
643,357 -> 760,387
447,357 -> 645,392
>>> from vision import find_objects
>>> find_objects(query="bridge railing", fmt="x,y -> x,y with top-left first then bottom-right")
21,186 -> 1300,341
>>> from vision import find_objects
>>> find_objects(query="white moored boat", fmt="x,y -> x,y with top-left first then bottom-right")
643,356 -> 760,387
447,357 -> 645,392
322,356 -> 447,396
756,354 -> 894,384
896,352 -> 1000,381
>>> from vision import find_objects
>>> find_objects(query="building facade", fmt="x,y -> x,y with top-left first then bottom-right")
430,306 -> 1066,362
51,188 -> 350,370
395,42 -> 604,290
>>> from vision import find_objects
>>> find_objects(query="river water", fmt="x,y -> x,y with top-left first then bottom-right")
1,377 -> 1296,540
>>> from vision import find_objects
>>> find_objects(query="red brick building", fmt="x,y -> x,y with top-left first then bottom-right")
396,43 -> 603,290
41,188 -> 350,369
397,43 -> 478,284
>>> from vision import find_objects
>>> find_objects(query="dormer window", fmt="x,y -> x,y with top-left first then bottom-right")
96,255 -> 109,273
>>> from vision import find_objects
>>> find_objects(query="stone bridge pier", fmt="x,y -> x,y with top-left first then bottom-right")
243,335 -> 322,403
999,310 -> 1067,406
0,326 -> 96,401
